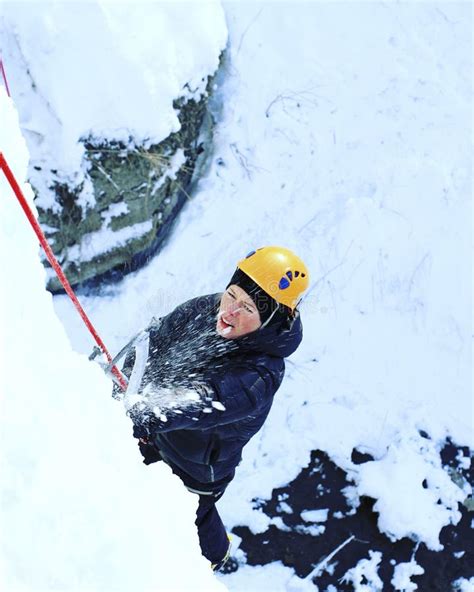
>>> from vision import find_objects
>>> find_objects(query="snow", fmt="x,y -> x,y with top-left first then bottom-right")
65,219 -> 153,264
356,431 -> 466,550
276,501 -> 293,514
269,516 -> 291,532
391,559 -> 425,592
453,578 -> 474,592
221,561 -> 315,592
100,201 -> 129,227
0,0 -> 227,209
341,551 -> 384,592
0,88 -> 224,591
300,509 -> 329,523
1,0 -> 472,589
151,148 -> 187,195
294,523 -> 325,537
456,450 -> 471,471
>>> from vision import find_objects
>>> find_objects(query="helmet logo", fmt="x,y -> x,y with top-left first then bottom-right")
279,270 -> 306,290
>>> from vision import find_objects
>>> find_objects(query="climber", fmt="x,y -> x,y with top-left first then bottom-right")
120,246 -> 309,571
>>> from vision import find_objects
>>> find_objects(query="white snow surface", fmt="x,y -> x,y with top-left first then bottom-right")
1,0 -> 472,590
220,561 -> 316,592
0,89 -> 224,591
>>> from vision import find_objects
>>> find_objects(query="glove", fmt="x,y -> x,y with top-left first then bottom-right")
138,439 -> 162,465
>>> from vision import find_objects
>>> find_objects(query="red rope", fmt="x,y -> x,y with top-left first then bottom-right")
0,59 -> 11,97
0,151 -> 128,391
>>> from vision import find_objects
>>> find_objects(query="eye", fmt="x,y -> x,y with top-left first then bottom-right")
228,290 -> 236,299
243,304 -> 254,313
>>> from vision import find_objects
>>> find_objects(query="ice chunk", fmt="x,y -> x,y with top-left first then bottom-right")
300,509 -> 329,523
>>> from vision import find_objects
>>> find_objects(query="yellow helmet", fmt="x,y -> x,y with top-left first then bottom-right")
237,246 -> 309,310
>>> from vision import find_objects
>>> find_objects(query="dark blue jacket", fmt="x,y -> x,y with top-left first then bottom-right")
126,294 -> 303,491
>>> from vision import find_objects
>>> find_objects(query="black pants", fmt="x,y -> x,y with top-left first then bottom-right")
139,440 -> 229,564
195,489 -> 229,564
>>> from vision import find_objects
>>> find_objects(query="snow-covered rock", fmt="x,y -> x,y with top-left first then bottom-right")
0,1 -> 228,291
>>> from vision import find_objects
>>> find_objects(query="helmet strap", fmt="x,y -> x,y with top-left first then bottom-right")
259,305 -> 280,330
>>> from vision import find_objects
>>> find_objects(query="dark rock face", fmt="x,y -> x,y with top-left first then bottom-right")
37,70 -> 219,294
230,443 -> 473,590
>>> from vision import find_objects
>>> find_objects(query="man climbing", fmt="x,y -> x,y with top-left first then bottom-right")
119,246 -> 309,572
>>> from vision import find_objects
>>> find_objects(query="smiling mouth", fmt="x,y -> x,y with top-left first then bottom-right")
218,311 -> 235,330
221,317 -> 234,328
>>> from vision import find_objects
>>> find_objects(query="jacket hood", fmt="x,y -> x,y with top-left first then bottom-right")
236,311 -> 303,357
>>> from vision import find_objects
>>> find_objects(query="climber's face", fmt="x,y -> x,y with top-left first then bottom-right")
216,285 -> 262,339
